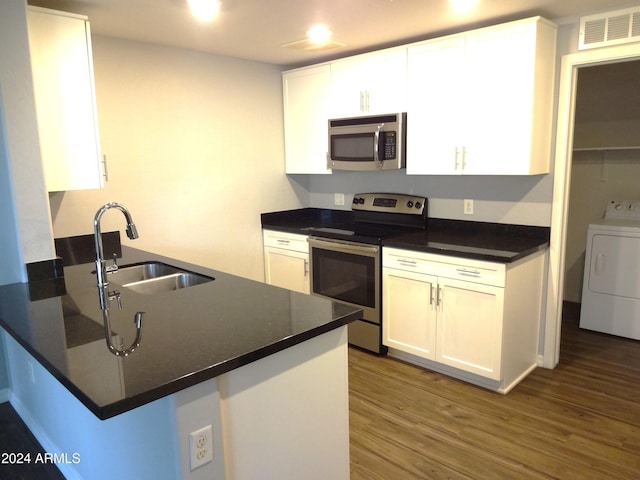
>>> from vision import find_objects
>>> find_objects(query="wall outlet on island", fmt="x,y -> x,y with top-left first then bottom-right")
334,193 -> 345,206
189,424 -> 213,470
464,199 -> 474,215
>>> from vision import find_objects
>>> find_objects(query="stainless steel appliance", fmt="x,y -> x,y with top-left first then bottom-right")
308,192 -> 427,354
328,113 -> 406,171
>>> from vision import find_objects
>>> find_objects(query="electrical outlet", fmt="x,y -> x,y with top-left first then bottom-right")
334,193 -> 345,206
189,425 -> 213,470
463,199 -> 474,215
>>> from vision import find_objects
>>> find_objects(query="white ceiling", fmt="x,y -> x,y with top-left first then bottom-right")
27,0 -> 639,66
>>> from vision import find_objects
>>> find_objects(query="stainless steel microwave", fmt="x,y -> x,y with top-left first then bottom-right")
328,112 -> 406,171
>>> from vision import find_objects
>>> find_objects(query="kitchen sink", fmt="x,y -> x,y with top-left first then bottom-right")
108,261 -> 214,294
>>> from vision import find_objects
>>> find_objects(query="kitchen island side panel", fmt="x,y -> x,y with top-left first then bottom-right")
2,331 -> 180,480
218,325 -> 350,480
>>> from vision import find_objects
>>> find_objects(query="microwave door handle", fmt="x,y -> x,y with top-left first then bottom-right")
374,123 -> 385,169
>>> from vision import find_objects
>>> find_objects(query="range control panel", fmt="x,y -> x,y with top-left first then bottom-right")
604,200 -> 640,220
352,193 -> 427,216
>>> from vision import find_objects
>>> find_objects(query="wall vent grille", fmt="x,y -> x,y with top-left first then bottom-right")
579,6 -> 640,50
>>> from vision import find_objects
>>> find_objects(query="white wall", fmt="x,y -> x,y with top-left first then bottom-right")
308,171 -> 553,226
50,36 -> 308,281
564,149 -> 640,302
0,0 -> 55,284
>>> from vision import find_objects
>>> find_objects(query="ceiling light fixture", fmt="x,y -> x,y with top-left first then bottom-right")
306,24 -> 333,45
187,0 -> 221,21
449,0 -> 478,14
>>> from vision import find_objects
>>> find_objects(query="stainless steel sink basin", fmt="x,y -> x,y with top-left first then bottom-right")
109,261 -> 214,294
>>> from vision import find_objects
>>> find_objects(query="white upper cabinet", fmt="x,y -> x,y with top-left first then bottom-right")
283,64 -> 332,174
27,7 -> 104,191
406,17 -> 557,175
330,48 -> 407,117
406,35 -> 466,175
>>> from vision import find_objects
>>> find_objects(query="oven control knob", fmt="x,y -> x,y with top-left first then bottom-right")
406,201 -> 414,208
415,202 -> 422,209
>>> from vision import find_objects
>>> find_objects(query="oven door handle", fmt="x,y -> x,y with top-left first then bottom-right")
308,237 -> 380,255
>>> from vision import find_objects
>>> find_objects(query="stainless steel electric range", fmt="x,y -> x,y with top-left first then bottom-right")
306,193 -> 428,354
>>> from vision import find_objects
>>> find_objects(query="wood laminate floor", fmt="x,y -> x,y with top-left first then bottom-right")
348,303 -> 640,479
2,303 -> 638,479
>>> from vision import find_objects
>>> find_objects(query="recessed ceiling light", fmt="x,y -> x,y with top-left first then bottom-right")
187,0 -> 221,21
449,0 -> 478,14
306,24 -> 333,45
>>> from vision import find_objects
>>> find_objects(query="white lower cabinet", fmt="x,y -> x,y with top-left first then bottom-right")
263,230 -> 310,294
382,247 -> 544,393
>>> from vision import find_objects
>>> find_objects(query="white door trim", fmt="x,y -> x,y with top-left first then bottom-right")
544,42 -> 640,368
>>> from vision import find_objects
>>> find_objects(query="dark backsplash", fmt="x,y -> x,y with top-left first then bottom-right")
54,231 -> 122,267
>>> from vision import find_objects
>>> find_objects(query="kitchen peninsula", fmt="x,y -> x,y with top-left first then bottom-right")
0,246 -> 361,479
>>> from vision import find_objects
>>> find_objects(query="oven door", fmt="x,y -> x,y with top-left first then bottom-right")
308,236 -> 379,324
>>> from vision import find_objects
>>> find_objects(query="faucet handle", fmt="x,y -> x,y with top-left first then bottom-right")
108,290 -> 123,310
106,253 -> 119,273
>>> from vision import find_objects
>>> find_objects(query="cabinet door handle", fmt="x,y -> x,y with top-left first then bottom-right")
276,239 -> 290,245
102,154 -> 109,182
436,284 -> 442,307
461,146 -> 467,172
359,91 -> 365,112
304,259 -> 309,277
454,147 -> 460,171
429,284 -> 435,306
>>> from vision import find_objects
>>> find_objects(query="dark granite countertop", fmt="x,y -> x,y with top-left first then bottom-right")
0,247 -> 361,420
262,208 -> 549,263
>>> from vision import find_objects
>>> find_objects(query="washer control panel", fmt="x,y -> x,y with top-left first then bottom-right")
604,200 -> 640,220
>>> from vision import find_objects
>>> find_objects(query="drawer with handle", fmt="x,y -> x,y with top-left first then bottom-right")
263,230 -> 309,253
382,247 -> 505,287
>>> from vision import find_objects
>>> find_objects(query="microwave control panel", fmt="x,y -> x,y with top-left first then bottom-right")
382,131 -> 397,160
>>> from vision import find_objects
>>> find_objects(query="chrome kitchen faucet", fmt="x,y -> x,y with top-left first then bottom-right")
93,202 -> 143,356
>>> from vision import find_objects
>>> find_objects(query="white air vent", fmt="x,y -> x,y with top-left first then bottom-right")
579,6 -> 640,50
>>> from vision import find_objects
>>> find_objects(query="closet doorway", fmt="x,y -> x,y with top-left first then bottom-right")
544,42 -> 640,368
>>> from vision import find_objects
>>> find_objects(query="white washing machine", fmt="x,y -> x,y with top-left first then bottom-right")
580,200 -> 640,340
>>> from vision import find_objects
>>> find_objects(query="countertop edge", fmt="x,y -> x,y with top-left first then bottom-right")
261,212 -> 551,264
96,313 -> 359,419
0,247 -> 362,420
380,239 -> 549,263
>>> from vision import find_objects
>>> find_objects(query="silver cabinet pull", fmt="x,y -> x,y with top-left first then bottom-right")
461,146 -> 467,171
397,258 -> 417,267
454,147 -> 460,171
456,267 -> 481,277
102,154 -> 109,182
